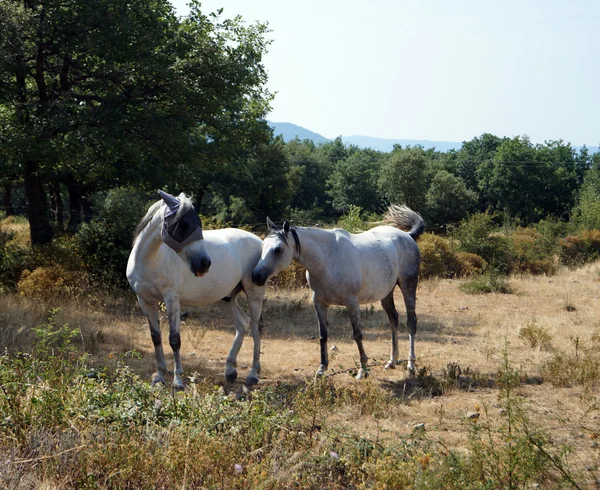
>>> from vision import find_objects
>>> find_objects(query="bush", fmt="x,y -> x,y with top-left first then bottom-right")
0,228 -> 29,291
336,205 -> 366,232
459,269 -> 513,294
509,228 -> 556,275
268,260 -> 308,289
558,229 -> 600,267
17,266 -> 84,299
453,213 -> 512,273
419,233 -> 454,278
77,187 -> 151,288
448,252 -> 488,278
518,322 -> 553,350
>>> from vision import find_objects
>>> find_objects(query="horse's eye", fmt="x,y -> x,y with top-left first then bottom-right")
274,247 -> 282,254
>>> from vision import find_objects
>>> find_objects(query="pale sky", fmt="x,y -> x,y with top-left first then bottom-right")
171,0 -> 598,146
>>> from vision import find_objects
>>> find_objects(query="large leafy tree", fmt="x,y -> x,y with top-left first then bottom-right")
378,146 -> 428,212
0,0 -> 272,243
327,148 -> 384,214
477,137 -> 580,224
425,170 -> 477,228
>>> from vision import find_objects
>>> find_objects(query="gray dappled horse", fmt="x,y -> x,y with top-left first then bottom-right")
127,191 -> 266,388
252,205 -> 424,380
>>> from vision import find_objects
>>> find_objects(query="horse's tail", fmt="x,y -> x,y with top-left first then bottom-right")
383,204 -> 425,240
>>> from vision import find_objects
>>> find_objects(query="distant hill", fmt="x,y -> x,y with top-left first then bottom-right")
342,135 -> 461,152
269,121 -> 599,154
268,122 -> 329,144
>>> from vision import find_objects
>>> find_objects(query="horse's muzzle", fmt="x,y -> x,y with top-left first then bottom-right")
191,255 -> 211,277
251,269 -> 267,287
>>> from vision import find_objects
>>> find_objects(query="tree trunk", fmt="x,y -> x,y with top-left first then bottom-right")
81,194 -> 93,223
50,179 -> 64,229
2,183 -> 15,217
23,160 -> 53,245
65,175 -> 82,231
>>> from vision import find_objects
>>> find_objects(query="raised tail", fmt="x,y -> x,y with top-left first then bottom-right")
383,204 -> 425,240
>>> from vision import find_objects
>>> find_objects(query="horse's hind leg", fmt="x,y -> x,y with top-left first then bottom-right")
217,297 -> 248,383
399,277 -> 418,374
381,289 -> 400,370
346,298 -> 369,380
138,297 -> 167,386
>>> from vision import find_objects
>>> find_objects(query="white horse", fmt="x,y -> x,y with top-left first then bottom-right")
251,205 -> 424,380
127,191 -> 266,389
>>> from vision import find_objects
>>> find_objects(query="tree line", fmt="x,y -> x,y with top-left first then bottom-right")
2,0 -> 599,246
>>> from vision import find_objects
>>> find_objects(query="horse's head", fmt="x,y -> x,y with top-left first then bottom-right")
252,217 -> 299,286
159,190 -> 211,277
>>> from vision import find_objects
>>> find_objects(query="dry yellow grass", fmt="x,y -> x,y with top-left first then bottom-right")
2,262 -> 600,464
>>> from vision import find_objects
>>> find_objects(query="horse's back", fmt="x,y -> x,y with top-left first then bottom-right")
327,226 -> 420,304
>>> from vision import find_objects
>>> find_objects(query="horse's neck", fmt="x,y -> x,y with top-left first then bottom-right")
132,215 -> 164,265
295,228 -> 332,274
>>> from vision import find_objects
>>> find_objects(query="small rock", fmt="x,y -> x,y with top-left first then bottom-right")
330,345 -> 338,351
234,463 -> 243,474
294,368 -> 303,371
466,412 -> 480,420
498,408 -> 507,416
329,451 -> 339,460
458,306 -> 469,311
413,423 -> 426,431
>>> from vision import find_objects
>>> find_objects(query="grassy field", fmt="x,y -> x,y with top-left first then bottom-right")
2,259 -> 600,488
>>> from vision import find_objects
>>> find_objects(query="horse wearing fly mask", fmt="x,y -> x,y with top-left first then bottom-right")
127,190 -> 267,389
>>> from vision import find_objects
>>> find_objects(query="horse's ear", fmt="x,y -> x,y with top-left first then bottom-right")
283,220 -> 290,234
158,190 -> 180,209
266,217 -> 276,230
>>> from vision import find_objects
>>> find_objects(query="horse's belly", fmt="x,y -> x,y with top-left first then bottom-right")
357,280 -> 396,304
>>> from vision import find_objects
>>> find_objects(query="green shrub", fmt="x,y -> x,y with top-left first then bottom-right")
0,228 -> 29,290
509,228 -> 556,275
77,187 -> 150,288
459,269 -> 513,294
558,229 -> 600,267
419,233 -> 454,278
336,205 -> 365,232
453,213 -> 512,273
268,260 -> 308,289
448,251 -> 488,278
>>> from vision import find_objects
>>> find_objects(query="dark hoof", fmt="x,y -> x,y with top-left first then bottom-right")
244,375 -> 259,387
226,370 -> 238,383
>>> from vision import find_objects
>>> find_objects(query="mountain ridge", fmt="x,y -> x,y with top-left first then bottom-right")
268,121 -> 598,154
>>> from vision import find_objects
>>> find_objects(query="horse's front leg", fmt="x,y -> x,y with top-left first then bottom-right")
138,297 -> 167,386
314,298 -> 330,377
245,289 -> 266,386
346,298 -> 369,380
165,296 -> 185,390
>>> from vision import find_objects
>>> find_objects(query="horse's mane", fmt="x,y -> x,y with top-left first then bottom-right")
267,226 -> 302,257
133,193 -> 195,243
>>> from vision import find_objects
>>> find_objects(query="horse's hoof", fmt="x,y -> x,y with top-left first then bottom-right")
151,374 -> 166,386
225,370 -> 238,383
355,368 -> 368,380
407,367 -> 416,377
244,375 -> 259,387
173,378 -> 185,391
384,361 -> 396,370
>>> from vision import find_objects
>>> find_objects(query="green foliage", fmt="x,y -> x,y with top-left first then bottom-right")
453,212 -> 512,272
76,187 -> 150,288
0,228 -> 28,290
335,205 -> 366,232
379,146 -> 429,211
509,228 -> 557,275
424,170 -> 477,227
418,233 -> 456,278
327,149 -> 383,214
459,269 -> 513,294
